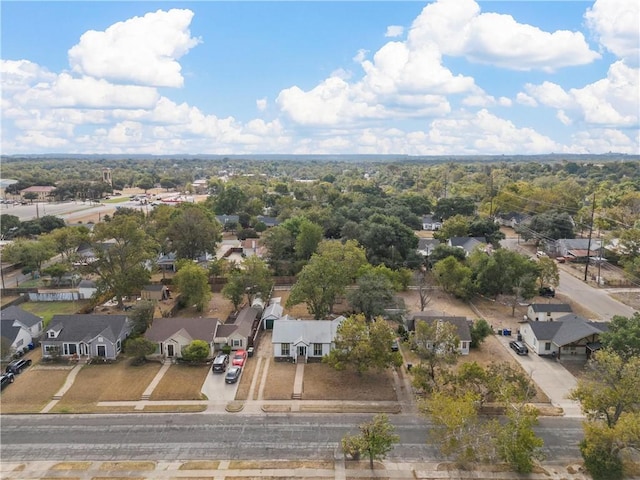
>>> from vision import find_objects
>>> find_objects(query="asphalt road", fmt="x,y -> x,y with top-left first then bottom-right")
502,238 -> 636,320
0,413 -> 582,463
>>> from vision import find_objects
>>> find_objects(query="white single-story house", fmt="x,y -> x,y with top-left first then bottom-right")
417,238 -> 440,258
405,311 -> 472,355
261,299 -> 284,330
448,237 -> 487,256
145,317 -> 219,359
272,316 -> 345,363
0,318 -> 34,359
1,306 -> 44,339
422,215 -> 442,231
526,303 -> 573,322
520,314 -> 608,359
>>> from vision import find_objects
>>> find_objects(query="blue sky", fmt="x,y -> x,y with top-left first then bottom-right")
1,0 -> 638,155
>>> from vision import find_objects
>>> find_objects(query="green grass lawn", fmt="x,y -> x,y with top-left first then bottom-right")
102,197 -> 130,204
20,300 -> 89,326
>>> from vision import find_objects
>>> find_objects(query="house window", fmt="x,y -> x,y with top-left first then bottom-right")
44,345 -> 58,355
545,342 -> 551,351
116,339 -> 121,352
232,339 -> 242,347
460,341 -> 468,350
313,343 -> 322,356
281,343 -> 290,356
16,339 -> 24,348
546,312 -> 551,317
48,331 -> 56,338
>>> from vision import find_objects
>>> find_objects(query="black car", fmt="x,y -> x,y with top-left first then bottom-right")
5,358 -> 32,374
225,366 -> 242,384
212,353 -> 229,373
0,372 -> 15,390
509,341 -> 529,355
539,286 -> 555,298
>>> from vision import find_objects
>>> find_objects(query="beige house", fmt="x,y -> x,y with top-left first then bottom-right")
145,317 -> 219,359
20,186 -> 56,201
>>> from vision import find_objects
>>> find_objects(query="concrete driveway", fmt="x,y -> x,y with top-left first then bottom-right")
201,364 -> 241,403
497,335 -> 584,418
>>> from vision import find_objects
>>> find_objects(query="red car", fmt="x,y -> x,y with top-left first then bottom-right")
232,349 -> 247,367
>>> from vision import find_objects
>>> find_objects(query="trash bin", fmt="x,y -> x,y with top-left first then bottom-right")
497,329 -> 503,336
407,363 -> 413,372
247,347 -> 254,358
503,328 -> 511,336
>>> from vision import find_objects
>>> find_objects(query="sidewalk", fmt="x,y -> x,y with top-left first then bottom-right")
0,458 -> 591,480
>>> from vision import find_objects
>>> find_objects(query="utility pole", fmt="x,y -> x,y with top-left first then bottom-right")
584,193 -> 596,282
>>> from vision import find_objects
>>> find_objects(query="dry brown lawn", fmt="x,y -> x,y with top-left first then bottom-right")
0,369 -> 69,413
262,359 -> 296,400
302,363 -> 397,401
149,363 -> 209,400
228,460 -> 333,470
52,360 -> 161,412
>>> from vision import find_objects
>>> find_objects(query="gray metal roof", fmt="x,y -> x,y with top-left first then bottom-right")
529,303 -> 573,313
272,316 -> 344,345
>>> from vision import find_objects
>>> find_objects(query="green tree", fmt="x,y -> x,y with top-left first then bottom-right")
411,319 -> 460,389
428,244 -> 467,266
174,262 -> 211,312
129,301 -> 155,337
355,414 -> 400,469
181,339 -> 210,362
496,405 -> 544,473
433,196 -> 475,220
287,255 -> 343,319
469,319 -> 492,348
347,271 -> 395,322
468,216 -> 505,246
569,349 -> 640,428
214,185 -> 247,214
432,256 -> 475,300
167,204 -> 221,260
294,219 -> 324,261
433,214 -> 469,243
45,225 -> 90,260
600,313 -> 640,360
422,390 -> 495,465
323,316 -> 402,374
125,337 -> 156,365
42,263 -> 70,286
3,238 -> 56,275
222,271 -> 246,312
517,211 -> 574,242
536,256 -> 559,288
0,214 -> 20,239
88,215 -> 158,308
23,191 -> 38,203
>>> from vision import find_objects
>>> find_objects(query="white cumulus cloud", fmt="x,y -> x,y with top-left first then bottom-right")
585,0 -> 640,64
523,61 -> 639,127
409,0 -> 600,71
385,25 -> 404,38
68,9 -> 201,87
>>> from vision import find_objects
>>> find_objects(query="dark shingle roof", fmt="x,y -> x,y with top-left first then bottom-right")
145,317 -> 219,342
408,312 -> 471,342
0,306 -> 43,328
47,315 -> 129,343
0,318 -> 22,343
